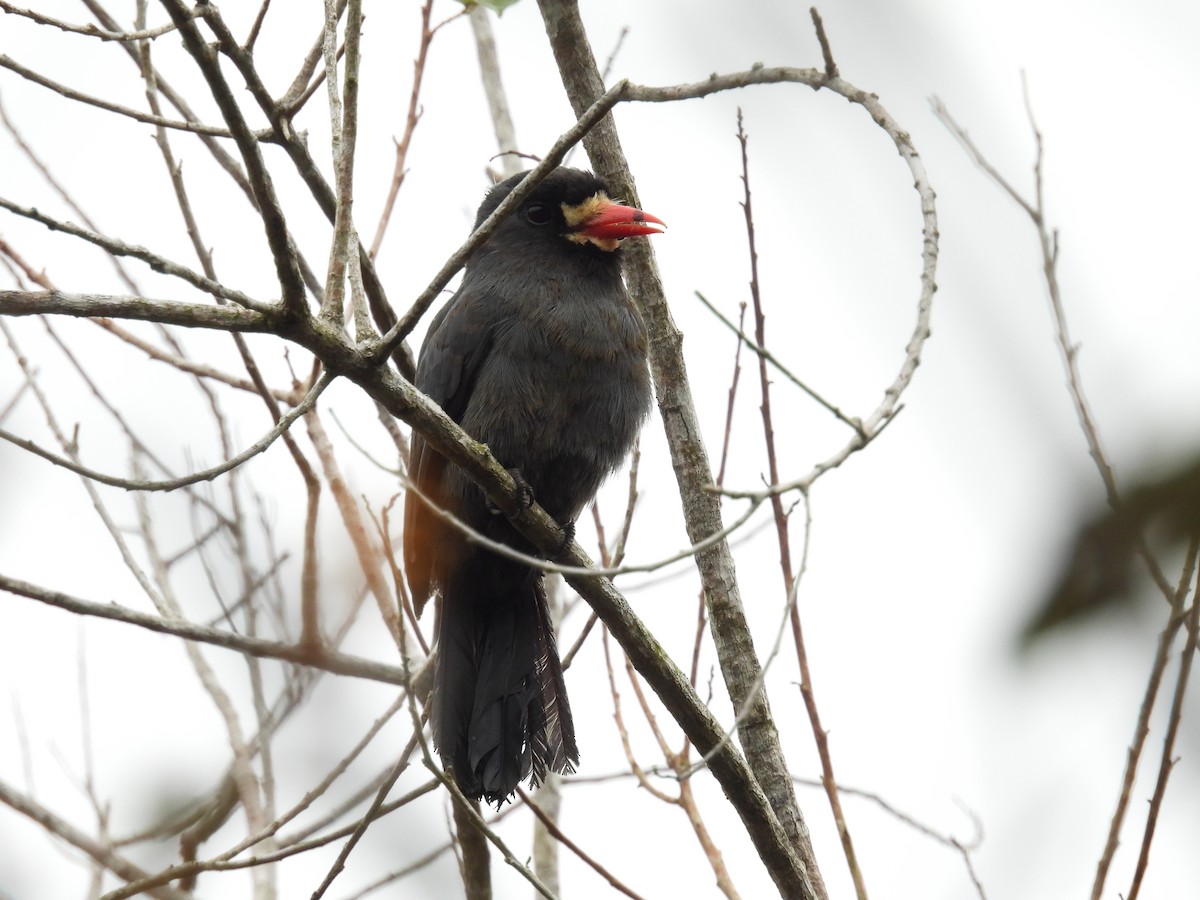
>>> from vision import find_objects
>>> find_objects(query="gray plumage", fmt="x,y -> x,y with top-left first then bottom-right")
403,168 -> 655,805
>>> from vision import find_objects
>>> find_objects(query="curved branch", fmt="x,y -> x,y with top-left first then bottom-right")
403,470 -> 765,581
627,69 -> 939,500
535,9 -> 940,897
0,362 -> 331,492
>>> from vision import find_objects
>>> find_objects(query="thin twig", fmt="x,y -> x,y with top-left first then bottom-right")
0,1 -> 186,41
100,777 -> 439,899
161,0 -> 308,312
0,200 -> 270,310
1127,541 -> 1200,900
792,775 -> 988,899
0,573 -> 406,685
695,290 -> 863,436
402,470 -> 765,580
306,409 -> 402,647
0,780 -> 191,900
0,370 -> 331,492
0,52 -> 236,137
368,0 -> 437,258
737,108 -> 866,898
809,8 -> 838,79
931,87 -> 1183,900
517,787 -> 646,900
470,3 -> 520,178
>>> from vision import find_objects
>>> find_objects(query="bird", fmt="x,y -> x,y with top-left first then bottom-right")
403,167 -> 665,805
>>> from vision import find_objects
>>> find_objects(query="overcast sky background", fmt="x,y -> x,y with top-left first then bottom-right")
2,1 -> 1199,898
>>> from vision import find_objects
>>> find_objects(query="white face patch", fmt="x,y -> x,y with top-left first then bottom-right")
561,192 -> 621,251
560,192 -> 611,228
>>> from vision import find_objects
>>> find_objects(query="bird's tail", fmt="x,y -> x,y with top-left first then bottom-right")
431,564 -> 578,806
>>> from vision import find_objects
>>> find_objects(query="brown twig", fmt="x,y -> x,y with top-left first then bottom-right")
0,573 -> 406,685
517,787 -> 647,900
306,409 -> 402,647
622,652 -> 743,898
369,0 -> 436,258
0,199 -> 270,310
809,8 -> 838,79
695,290 -> 863,436
0,51 -> 234,136
101,776 -> 438,900
0,0 -> 185,40
246,0 -> 273,50
602,596 -> 741,898
0,780 -> 191,900
0,366 -> 331,492
931,85 -> 1183,900
1126,540 -> 1200,900
737,108 -> 866,897
161,0 -> 307,313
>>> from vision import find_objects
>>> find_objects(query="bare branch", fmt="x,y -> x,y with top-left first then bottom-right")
0,289 -> 269,329
736,107 -> 865,898
0,1 -> 186,42
470,4 -> 520,178
376,79 -> 630,358
932,88 -> 1186,900
0,779 -> 191,900
1127,542 -> 1200,900
694,290 -> 862,436
517,786 -> 646,899
0,52 -> 235,137
0,573 -> 405,685
0,199 -> 271,310
160,0 -> 308,312
368,0 -> 437,258
0,367 -> 331,492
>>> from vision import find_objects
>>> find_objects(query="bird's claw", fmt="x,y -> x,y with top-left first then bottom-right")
487,468 -> 535,516
554,520 -> 576,558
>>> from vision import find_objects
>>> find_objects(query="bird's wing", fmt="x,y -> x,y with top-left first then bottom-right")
403,286 -> 499,611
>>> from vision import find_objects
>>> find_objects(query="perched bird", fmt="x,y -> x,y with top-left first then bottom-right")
403,167 -> 665,805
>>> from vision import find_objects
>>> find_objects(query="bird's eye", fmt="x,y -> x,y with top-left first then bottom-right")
525,204 -> 553,226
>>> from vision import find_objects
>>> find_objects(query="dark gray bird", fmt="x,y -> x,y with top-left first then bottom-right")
403,168 -> 664,805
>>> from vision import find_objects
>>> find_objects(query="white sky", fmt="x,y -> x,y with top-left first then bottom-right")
2,1 -> 1199,898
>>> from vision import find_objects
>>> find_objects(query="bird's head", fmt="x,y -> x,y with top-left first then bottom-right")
474,167 -> 666,257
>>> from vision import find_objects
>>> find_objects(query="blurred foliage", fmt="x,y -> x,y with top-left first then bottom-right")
1024,456 -> 1200,644
460,0 -> 523,15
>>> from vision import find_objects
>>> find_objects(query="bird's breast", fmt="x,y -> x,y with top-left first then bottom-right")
463,290 -> 652,518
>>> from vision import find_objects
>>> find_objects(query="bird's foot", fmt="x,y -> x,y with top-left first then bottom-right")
486,468 -> 535,516
554,519 -> 576,558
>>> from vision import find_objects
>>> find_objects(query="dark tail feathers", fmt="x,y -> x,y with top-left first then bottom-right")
431,567 -> 578,806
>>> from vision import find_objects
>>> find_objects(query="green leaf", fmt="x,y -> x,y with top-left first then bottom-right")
469,0 -> 522,14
